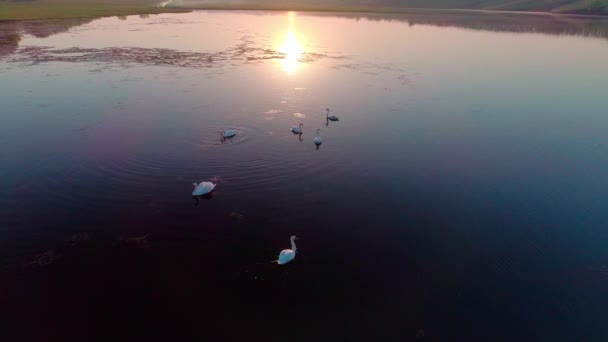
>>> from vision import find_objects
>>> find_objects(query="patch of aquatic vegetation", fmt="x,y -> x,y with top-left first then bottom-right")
265,109 -> 284,115
8,41 -> 345,69
229,211 -> 244,222
333,61 -> 406,74
113,234 -> 150,248
333,61 -> 418,85
24,250 -> 58,267
65,232 -> 91,246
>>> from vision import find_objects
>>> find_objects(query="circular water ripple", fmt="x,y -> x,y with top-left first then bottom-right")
193,125 -> 252,150
0,113 -> 345,229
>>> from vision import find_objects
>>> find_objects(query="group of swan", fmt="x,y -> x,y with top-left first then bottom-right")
199,108 -> 340,198
192,109 -> 337,265
221,109 -> 338,147
291,108 -> 339,148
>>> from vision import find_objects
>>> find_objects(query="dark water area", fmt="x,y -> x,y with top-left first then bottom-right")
1,10 -> 608,341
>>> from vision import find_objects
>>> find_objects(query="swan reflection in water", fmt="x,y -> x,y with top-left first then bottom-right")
193,192 -> 216,206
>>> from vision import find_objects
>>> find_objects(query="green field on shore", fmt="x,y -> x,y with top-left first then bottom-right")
0,0 -> 187,21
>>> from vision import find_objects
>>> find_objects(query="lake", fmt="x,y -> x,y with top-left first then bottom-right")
1,10 -> 608,340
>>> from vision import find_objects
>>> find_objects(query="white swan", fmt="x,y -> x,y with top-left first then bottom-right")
278,235 -> 297,265
291,123 -> 303,134
326,108 -> 339,121
192,181 -> 216,196
314,128 -> 322,146
221,129 -> 236,140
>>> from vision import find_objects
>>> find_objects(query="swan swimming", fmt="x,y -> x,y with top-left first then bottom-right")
278,235 -> 297,265
326,108 -> 339,121
314,128 -> 322,146
192,181 -> 216,196
291,123 -> 303,134
221,129 -> 236,141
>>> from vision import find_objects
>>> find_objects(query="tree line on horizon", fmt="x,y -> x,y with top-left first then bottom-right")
174,0 -> 608,14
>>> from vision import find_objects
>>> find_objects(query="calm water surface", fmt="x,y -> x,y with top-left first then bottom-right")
1,10 -> 608,340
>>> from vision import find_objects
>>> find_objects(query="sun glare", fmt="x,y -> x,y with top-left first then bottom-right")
278,12 -> 304,75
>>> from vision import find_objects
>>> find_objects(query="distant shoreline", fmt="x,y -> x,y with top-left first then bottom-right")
179,5 -> 608,19
1,3 -> 607,22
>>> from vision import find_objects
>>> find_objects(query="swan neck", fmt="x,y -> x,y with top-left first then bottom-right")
290,238 -> 296,252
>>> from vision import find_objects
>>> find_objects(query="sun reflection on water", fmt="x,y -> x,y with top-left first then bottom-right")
278,12 -> 304,75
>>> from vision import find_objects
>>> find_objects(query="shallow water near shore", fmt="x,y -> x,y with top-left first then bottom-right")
1,10 -> 608,340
